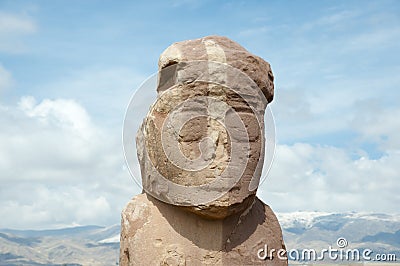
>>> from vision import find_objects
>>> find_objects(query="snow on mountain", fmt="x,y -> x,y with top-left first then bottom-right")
276,211 -> 334,229
98,234 -> 120,244
277,211 -> 400,230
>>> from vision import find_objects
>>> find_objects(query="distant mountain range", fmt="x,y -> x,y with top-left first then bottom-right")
0,212 -> 399,265
0,225 -> 120,266
277,212 -> 400,263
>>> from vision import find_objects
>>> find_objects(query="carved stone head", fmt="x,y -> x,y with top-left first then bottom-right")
136,36 -> 274,219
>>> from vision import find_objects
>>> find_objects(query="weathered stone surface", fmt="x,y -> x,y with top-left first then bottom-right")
137,36 -> 274,219
120,193 -> 287,266
158,36 -> 274,103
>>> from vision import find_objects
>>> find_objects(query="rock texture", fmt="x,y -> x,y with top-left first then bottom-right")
120,194 -> 286,265
120,36 -> 287,265
158,36 -> 274,103
138,36 -> 274,219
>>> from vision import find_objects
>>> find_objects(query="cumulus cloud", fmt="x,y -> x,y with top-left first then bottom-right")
259,142 -> 400,213
0,97 -> 138,229
34,66 -> 148,128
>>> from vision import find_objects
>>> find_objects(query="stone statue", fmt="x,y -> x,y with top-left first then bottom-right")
120,36 -> 287,265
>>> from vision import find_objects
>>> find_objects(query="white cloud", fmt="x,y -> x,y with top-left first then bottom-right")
271,60 -> 400,143
238,26 -> 269,37
294,4 -> 400,53
0,12 -> 37,34
301,9 -> 361,32
19,96 -> 94,140
0,97 -> 139,229
259,143 -> 400,213
0,185 -> 114,228
0,12 -> 37,53
0,64 -> 14,93
34,66 -> 148,128
343,26 -> 400,52
351,101 -> 400,151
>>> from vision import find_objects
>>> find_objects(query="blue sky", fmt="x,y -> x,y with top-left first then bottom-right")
0,0 -> 399,229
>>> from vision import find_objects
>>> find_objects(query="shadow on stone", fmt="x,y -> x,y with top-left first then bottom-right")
147,194 -> 267,251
